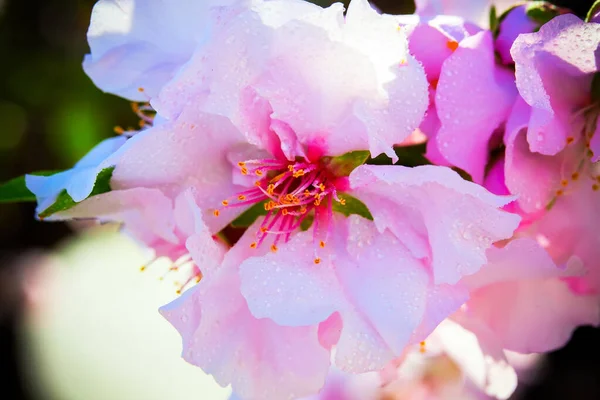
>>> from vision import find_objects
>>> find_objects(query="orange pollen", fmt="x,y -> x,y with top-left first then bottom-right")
319,183 -> 326,192
255,180 -> 262,187
556,189 -> 564,196
446,40 -> 459,51
222,200 -> 229,206
255,170 -> 263,176
138,87 -> 145,92
113,126 -> 125,134
593,184 -> 600,191
293,169 -> 305,178
267,184 -> 275,195
314,258 -> 321,265
339,197 -> 346,205
419,341 -> 426,353
596,176 -> 600,183
282,209 -> 289,216
241,167 -> 248,175
560,179 -> 569,187
572,172 -> 580,181
271,245 -> 278,253
213,210 -> 220,217
566,136 -> 575,144
250,242 -> 257,249
260,226 -> 268,233
238,162 -> 246,167
319,241 -> 326,248
238,195 -> 246,201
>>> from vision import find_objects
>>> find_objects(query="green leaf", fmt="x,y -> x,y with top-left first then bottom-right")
230,200 -> 268,228
332,193 -> 373,220
368,143 -> 430,167
38,167 -> 115,219
451,166 -> 473,182
324,150 -> 370,177
0,170 -> 59,203
526,2 -> 560,26
489,5 -> 499,35
586,0 -> 600,22
300,214 -> 314,231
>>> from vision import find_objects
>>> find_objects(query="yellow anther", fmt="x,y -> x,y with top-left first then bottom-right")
319,241 -> 326,248
238,195 -> 246,201
339,197 -> 346,205
271,245 -> 278,253
113,126 -> 125,134
314,258 -> 321,265
176,289 -> 182,295
140,266 -> 146,272
318,183 -> 325,192
446,40 -> 459,51
267,184 -> 275,195
138,87 -> 145,92
241,167 -> 249,175
255,170 -> 263,176
213,210 -> 220,217
250,242 -> 257,249
300,207 -> 307,214
238,161 -> 246,167
222,200 -> 229,206
293,169 -> 305,178
419,341 -> 426,353
260,226 -> 268,233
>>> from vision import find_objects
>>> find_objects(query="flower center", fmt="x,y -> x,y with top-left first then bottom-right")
215,157 -> 346,263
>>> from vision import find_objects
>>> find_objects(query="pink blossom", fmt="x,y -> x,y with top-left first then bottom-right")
396,13 -> 517,182
456,238 -> 600,353
84,0 -> 247,100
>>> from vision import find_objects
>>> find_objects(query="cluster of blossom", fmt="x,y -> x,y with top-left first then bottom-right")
11,0 -> 600,398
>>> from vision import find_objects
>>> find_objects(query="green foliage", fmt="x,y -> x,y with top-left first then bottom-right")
38,167 -> 115,219
0,170 -> 58,203
586,0 -> 600,22
368,143 -> 430,167
332,193 -> 373,220
230,201 -> 268,228
324,150 -> 370,177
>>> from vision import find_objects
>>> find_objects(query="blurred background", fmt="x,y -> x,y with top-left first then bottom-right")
0,0 -> 599,399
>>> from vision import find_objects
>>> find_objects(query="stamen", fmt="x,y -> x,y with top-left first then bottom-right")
222,200 -> 229,206
446,40 -> 459,51
314,258 -> 321,264
213,210 -> 220,217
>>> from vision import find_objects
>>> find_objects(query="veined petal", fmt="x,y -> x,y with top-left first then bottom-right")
350,165 -> 520,285
84,0 -> 245,100
111,107 -> 246,233
435,31 -> 517,183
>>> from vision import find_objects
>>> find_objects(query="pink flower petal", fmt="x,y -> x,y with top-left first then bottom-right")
435,31 -> 517,183
84,0 -> 241,100
460,238 -> 600,353
111,108 -> 246,232
350,165 -> 520,285
160,224 -> 330,399
511,14 -> 600,155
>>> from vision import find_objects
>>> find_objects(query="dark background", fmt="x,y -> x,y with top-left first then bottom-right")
0,0 -> 598,399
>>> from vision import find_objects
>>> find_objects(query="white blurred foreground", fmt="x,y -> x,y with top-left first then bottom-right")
19,226 -> 231,400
